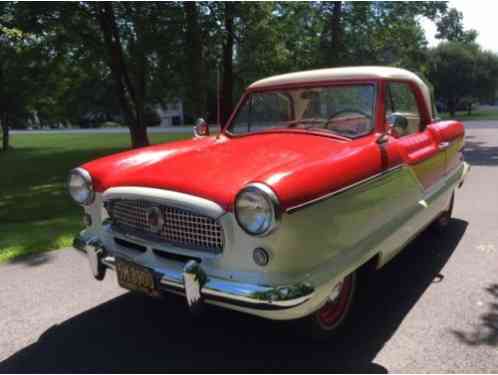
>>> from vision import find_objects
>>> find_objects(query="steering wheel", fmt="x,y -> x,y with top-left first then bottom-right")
287,118 -> 324,129
326,108 -> 371,122
324,109 -> 371,134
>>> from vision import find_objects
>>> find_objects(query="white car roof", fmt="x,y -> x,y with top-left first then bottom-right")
249,66 -> 433,119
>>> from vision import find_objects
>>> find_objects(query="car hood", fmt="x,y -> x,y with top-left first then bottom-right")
82,132 -> 383,211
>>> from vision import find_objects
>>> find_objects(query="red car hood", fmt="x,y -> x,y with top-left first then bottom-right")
82,132 -> 383,211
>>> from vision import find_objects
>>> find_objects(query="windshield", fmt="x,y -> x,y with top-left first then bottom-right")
227,84 -> 376,138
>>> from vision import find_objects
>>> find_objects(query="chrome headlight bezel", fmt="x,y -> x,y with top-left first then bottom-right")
67,167 -> 95,206
234,183 -> 281,236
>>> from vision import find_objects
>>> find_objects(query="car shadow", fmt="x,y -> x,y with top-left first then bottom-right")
0,219 -> 468,373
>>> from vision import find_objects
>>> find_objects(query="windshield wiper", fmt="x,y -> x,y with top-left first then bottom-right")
304,126 -> 353,141
286,118 -> 325,128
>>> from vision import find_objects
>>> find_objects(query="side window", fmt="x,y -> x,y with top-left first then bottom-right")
385,82 -> 421,137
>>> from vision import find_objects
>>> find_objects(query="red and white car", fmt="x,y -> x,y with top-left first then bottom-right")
70,66 -> 469,338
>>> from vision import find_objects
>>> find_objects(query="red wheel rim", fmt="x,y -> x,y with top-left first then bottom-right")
318,275 -> 353,328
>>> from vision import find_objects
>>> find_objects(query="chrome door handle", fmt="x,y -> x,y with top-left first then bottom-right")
439,141 -> 450,150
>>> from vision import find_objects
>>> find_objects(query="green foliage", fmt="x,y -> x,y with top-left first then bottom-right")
1,1 -> 498,142
0,132 -> 190,262
436,8 -> 478,44
428,42 -> 498,115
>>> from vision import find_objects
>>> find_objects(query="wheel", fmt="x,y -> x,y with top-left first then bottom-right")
300,272 -> 356,340
432,192 -> 454,232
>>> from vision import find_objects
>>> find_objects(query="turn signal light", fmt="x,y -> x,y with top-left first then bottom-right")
253,247 -> 270,266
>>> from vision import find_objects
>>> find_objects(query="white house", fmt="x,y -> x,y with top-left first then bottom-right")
156,100 -> 184,127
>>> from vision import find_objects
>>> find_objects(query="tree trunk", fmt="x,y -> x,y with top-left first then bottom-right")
184,2 -> 204,119
221,2 -> 234,125
95,3 -> 149,148
448,99 -> 456,117
129,121 -> 149,149
320,1 -> 343,67
330,1 -> 343,66
1,113 -> 9,152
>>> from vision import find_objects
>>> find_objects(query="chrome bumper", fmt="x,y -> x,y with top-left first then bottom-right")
73,233 -> 315,313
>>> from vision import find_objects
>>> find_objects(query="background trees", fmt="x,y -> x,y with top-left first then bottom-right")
427,6 -> 498,116
1,1 -> 497,150
0,2 -> 63,151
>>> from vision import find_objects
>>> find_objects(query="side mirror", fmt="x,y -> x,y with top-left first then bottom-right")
193,118 -> 209,137
387,113 -> 408,135
377,113 -> 409,144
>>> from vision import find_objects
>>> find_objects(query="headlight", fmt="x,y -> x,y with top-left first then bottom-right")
68,168 -> 95,205
235,183 -> 280,236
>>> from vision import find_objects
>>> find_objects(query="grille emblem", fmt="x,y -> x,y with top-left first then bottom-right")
146,207 -> 163,233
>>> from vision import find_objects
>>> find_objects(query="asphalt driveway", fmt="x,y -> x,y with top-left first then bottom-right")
1,121 -> 497,372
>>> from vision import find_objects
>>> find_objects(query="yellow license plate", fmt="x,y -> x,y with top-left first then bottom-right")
116,258 -> 156,295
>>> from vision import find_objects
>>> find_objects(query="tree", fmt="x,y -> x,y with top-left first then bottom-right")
319,2 -> 344,67
92,3 -> 151,147
428,42 -> 478,116
183,2 -> 205,119
221,2 -> 235,124
10,1 -> 493,147
436,8 -> 478,44
14,2 -> 185,148
0,7 -> 55,151
474,51 -> 498,105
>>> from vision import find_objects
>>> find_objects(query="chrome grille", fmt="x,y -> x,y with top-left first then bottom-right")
108,199 -> 224,253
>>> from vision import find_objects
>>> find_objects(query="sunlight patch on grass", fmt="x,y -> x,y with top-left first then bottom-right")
0,132 -> 190,262
0,216 -> 81,262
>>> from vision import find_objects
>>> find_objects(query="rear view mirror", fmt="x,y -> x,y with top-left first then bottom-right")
300,90 -> 319,100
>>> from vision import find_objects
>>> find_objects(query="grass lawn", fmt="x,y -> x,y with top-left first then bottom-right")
440,109 -> 498,122
0,132 -> 190,263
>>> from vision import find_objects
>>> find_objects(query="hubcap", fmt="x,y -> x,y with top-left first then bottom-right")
317,275 -> 353,328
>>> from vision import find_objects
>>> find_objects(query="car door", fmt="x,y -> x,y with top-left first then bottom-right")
375,81 -> 448,265
384,81 -> 446,191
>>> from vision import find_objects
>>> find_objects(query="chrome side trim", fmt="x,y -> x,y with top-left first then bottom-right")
103,186 -> 225,219
286,165 -> 404,214
438,141 -> 450,150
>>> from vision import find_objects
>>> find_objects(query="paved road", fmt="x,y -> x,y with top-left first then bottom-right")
1,121 -> 498,372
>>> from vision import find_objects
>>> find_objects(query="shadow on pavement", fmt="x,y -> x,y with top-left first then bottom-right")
6,252 -> 53,268
452,283 -> 498,347
464,139 -> 498,166
0,220 -> 468,373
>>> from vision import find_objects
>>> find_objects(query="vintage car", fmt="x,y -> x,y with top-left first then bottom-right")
70,66 -> 470,338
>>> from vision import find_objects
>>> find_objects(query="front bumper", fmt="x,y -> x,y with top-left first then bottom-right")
73,232 -> 315,319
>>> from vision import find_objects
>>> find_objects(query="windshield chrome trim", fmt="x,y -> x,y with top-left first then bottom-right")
224,82 -> 378,140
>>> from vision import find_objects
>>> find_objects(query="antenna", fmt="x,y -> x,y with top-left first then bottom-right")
217,64 -> 221,127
